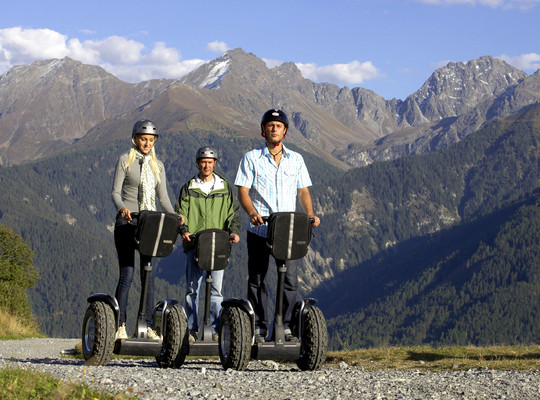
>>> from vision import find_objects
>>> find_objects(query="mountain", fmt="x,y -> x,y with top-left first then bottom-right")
0,58 -> 172,165
0,50 -> 538,343
0,99 -> 537,342
318,189 -> 540,349
305,103 -> 540,349
1,50 -> 539,171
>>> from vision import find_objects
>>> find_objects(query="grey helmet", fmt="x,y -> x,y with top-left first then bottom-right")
196,146 -> 218,160
132,119 -> 158,138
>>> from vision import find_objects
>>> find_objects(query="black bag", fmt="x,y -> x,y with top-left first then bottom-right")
135,211 -> 179,257
194,229 -> 231,271
266,212 -> 312,261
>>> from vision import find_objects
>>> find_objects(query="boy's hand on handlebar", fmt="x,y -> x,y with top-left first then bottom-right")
229,233 -> 240,244
181,232 -> 192,242
309,215 -> 320,228
249,212 -> 264,226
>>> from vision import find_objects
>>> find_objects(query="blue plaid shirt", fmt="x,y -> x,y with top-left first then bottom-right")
235,144 -> 312,237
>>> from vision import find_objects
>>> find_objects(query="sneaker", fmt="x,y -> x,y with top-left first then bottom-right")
147,327 -> 161,341
212,332 -> 219,342
254,334 -> 265,344
189,329 -> 197,343
117,323 -> 128,340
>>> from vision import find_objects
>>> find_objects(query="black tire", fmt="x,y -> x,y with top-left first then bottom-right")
81,301 -> 115,366
218,306 -> 252,371
173,307 -> 190,368
296,305 -> 328,371
155,304 -> 188,368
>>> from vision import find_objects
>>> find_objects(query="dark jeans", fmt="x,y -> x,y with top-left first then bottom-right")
114,216 -> 154,327
247,231 -> 298,337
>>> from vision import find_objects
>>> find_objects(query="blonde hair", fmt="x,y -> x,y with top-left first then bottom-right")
124,137 -> 161,184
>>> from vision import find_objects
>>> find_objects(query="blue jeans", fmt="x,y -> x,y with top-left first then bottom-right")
185,250 -> 224,333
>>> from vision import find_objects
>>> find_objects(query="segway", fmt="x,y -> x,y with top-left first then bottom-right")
82,211 -> 188,368
218,212 -> 328,371
173,228 -> 234,367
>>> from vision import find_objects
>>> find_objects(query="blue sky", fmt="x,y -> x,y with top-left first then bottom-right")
1,0 -> 539,100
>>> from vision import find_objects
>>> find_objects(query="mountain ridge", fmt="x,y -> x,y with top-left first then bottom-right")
1,49 -> 539,168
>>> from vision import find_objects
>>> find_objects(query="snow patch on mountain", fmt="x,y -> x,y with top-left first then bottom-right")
199,60 -> 230,89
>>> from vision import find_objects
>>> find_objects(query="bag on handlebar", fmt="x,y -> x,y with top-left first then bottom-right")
266,212 -> 312,260
135,210 -> 179,257
194,229 -> 231,271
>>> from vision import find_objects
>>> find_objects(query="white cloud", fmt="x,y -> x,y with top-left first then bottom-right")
206,41 -> 229,54
415,0 -> 540,9
82,36 -> 144,64
498,53 -> 540,71
295,60 -> 381,86
0,27 -> 208,82
0,27 -> 69,64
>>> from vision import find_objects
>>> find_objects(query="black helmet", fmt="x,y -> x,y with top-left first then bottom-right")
261,109 -> 289,129
196,146 -> 218,160
132,119 -> 158,138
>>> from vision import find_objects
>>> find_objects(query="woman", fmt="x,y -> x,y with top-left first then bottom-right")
111,119 -> 180,340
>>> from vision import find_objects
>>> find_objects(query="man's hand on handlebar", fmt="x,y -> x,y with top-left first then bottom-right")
309,215 -> 320,228
249,212 -> 264,226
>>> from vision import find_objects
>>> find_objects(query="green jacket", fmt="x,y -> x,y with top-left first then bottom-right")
175,172 -> 241,252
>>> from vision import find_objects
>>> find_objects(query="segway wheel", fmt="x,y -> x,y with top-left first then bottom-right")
218,306 -> 252,371
82,301 -> 115,366
156,304 -> 189,368
296,305 -> 328,371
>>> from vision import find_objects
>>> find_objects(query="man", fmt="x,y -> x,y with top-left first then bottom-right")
175,146 -> 241,342
235,109 -> 320,343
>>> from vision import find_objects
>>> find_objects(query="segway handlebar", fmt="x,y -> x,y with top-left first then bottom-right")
127,212 -> 183,228
187,233 -> 236,242
261,216 -> 316,224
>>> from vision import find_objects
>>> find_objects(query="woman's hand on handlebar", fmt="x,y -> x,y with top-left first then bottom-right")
120,207 -> 132,221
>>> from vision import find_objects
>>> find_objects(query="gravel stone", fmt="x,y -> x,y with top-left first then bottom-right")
1,338 -> 540,399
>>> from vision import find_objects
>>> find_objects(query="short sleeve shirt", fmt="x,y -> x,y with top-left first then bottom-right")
234,144 -> 312,237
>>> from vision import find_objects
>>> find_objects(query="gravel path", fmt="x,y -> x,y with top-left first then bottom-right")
1,338 -> 539,399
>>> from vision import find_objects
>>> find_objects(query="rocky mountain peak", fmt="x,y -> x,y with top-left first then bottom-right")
401,56 -> 527,126
1,50 -> 538,169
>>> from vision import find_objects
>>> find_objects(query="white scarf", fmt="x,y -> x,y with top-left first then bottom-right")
136,151 -> 157,211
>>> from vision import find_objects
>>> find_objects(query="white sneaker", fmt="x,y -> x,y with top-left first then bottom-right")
147,327 -> 161,341
117,323 -> 128,339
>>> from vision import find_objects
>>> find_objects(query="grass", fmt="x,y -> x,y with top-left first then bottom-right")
0,309 -> 44,340
0,367 -> 133,400
325,345 -> 540,371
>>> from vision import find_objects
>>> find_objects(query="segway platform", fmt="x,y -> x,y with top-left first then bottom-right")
218,212 -> 328,371
82,211 -> 187,368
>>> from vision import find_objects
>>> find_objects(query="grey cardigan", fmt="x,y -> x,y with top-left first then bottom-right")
111,153 -> 175,214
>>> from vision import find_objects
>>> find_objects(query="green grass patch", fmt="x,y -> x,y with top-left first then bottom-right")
0,367 -> 134,399
326,344 -> 540,371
